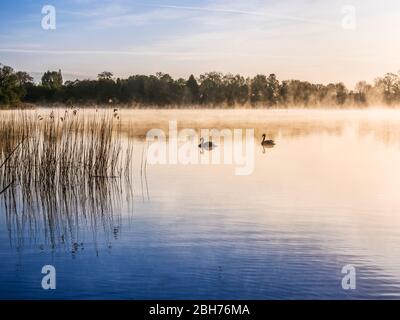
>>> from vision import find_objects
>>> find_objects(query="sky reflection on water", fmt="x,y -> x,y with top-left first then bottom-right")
1,109 -> 400,299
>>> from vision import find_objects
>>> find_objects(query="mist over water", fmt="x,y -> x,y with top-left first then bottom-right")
1,108 -> 400,299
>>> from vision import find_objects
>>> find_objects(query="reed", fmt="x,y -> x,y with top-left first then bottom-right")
0,109 -> 128,183
0,109 -> 133,251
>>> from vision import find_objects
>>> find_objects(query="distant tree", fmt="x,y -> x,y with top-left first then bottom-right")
98,71 -> 114,81
250,75 -> 268,105
354,81 -> 373,105
15,71 -> 34,87
223,74 -> 248,105
0,63 -> 25,105
374,73 -> 400,105
199,72 -> 224,104
335,82 -> 348,105
14,71 -> 34,101
5,61 -> 400,108
41,70 -> 63,89
280,80 -> 316,107
186,74 -> 199,103
279,81 -> 289,106
250,73 -> 280,106
265,74 -> 280,105
153,73 -> 178,105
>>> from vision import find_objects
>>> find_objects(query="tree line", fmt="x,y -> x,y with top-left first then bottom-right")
1,62 -> 400,108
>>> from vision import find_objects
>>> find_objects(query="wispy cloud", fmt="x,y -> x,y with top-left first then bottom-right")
0,48 -> 226,58
0,48 -> 386,63
97,9 -> 189,28
58,1 -> 339,29
58,3 -> 129,19
147,4 -> 339,27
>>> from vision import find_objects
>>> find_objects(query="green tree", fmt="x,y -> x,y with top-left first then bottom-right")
199,72 -> 224,104
223,74 -> 248,105
265,74 -> 280,105
98,71 -> 114,81
186,74 -> 199,103
16,71 -> 34,87
250,75 -> 268,105
41,69 -> 63,89
0,63 -> 24,105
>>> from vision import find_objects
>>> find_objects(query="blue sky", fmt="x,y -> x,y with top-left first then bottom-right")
0,0 -> 399,87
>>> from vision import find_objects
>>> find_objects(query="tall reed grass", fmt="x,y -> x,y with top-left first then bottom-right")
0,110 -> 134,252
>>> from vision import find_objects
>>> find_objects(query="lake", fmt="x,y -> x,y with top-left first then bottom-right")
1,108 -> 400,299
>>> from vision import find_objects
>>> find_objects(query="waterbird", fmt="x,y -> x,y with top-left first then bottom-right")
198,137 -> 217,150
261,134 -> 275,147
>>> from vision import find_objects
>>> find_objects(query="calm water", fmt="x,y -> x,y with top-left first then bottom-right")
1,109 -> 400,299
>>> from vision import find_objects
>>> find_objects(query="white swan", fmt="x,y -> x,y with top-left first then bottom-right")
198,137 -> 217,151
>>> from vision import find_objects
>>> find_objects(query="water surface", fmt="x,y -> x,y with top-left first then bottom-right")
1,109 -> 400,299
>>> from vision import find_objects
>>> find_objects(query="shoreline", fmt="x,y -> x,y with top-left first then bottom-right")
2,102 -> 400,111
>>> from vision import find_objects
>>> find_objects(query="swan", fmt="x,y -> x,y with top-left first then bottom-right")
198,137 -> 217,150
261,134 -> 275,146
